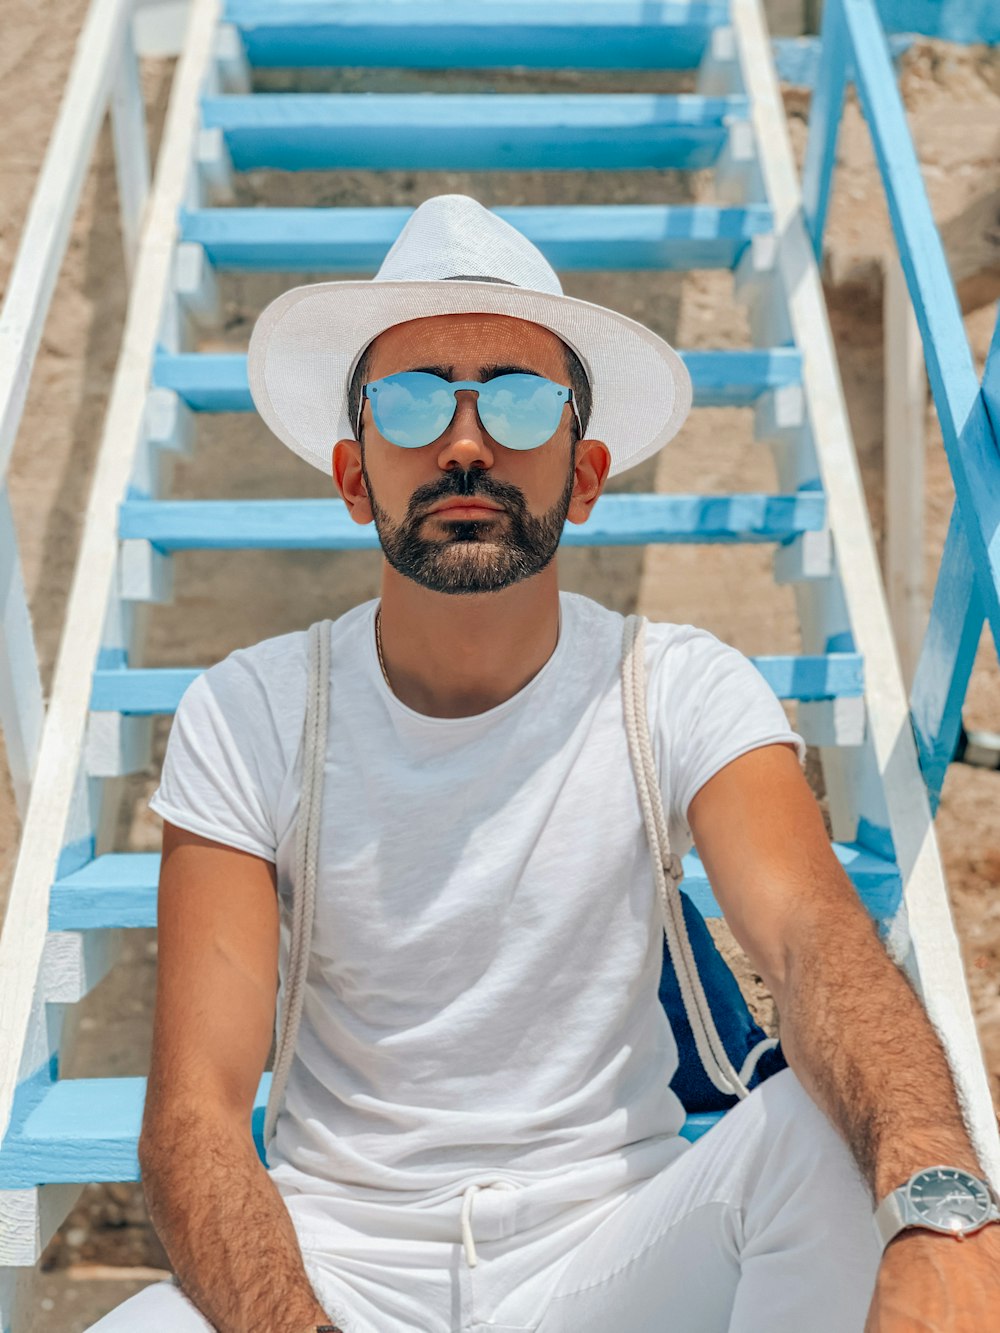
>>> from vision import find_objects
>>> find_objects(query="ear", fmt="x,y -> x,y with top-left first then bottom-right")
332,437 -> 374,524
566,438 -> 612,525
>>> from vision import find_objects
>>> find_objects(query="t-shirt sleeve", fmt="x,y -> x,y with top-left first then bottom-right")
148,651 -> 291,862
648,626 -> 806,846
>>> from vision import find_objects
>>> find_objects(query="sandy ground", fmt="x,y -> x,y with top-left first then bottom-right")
1,3 -> 999,1328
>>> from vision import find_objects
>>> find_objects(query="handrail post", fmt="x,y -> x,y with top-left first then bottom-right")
110,4 -> 151,279
801,0 -> 848,258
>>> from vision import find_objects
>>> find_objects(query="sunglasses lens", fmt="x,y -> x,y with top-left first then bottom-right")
368,372 -> 456,447
477,375 -> 569,450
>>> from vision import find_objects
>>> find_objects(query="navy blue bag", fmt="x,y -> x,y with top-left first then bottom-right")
623,614 -> 786,1114
659,891 -> 787,1112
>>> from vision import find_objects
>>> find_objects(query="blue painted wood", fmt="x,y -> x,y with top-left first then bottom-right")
771,34 -> 911,89
0,1067 -> 722,1186
179,204 -> 775,273
199,94 -> 749,172
49,841 -> 900,933
224,1 -> 731,70
89,654 -> 863,715
118,493 -> 826,553
875,0 -> 1000,44
840,0 -> 1000,652
152,349 -> 803,413
801,0 -> 849,256
911,514 -> 986,809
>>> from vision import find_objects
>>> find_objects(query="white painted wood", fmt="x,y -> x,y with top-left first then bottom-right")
85,710 -> 154,777
189,125 -> 236,207
774,528 -> 834,583
0,0 -> 222,1144
39,930 -> 122,1005
735,233 -> 793,348
144,387 -> 194,455
797,696 -> 867,748
0,0 -> 131,480
697,25 -> 740,97
0,485 -> 45,819
134,0 -> 192,57
110,13 -> 151,281
713,119 -> 765,205
731,0 -> 1000,1182
754,383 -> 806,444
884,252 -> 927,689
120,537 -> 174,602
174,241 -> 220,329
0,1183 -> 84,1268
212,22 -> 251,94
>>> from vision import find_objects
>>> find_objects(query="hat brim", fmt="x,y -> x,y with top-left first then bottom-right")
247,280 -> 692,478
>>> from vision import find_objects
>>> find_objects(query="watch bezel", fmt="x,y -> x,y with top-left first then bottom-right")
902,1166 -> 997,1236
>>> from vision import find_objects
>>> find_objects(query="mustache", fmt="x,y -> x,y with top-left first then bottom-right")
407,469 -> 527,520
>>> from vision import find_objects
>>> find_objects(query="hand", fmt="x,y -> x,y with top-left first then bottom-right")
864,1223 -> 1000,1331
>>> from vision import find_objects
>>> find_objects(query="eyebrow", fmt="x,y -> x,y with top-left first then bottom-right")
401,363 -> 540,381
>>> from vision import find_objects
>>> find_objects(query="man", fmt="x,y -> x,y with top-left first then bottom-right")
92,196 -> 999,1332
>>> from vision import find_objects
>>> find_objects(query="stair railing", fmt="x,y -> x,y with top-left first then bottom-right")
802,0 -> 1000,809
0,0 -> 150,819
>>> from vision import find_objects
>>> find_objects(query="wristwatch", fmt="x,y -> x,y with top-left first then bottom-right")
874,1165 -> 1000,1248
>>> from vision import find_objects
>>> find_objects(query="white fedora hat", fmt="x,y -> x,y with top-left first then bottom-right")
248,194 -> 692,478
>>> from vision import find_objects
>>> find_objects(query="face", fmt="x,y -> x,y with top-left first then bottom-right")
332,313 -> 611,596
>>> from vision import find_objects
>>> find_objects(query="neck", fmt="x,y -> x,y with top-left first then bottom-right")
376,563 -> 562,718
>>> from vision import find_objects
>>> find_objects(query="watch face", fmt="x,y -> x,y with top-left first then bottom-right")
907,1168 -> 993,1232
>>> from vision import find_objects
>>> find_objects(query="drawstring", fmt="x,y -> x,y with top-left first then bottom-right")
459,1181 -> 517,1268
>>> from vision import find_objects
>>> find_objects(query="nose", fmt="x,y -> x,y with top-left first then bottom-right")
435,389 -> 495,472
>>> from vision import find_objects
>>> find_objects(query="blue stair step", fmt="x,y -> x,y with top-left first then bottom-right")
180,204 -> 774,273
200,94 -> 749,172
118,494 -> 826,552
90,655 -> 863,715
152,349 -> 802,413
225,0 -> 730,71
0,1072 -> 720,1189
49,843 -> 899,933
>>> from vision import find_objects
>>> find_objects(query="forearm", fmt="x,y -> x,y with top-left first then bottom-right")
775,896 -> 983,1202
139,1107 -> 335,1332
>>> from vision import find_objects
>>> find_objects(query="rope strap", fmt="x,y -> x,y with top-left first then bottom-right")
621,614 -> 750,1100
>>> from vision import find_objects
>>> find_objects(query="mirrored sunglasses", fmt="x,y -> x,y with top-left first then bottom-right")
360,371 -> 582,451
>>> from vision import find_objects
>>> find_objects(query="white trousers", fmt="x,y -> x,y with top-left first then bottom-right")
85,1070 -> 881,1332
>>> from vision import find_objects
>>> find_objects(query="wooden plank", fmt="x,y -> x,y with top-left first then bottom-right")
840,0 -> 1000,648
200,93 -> 748,172
910,511 -> 986,808
874,0 -> 1000,44
731,0 -> 1000,1180
48,840 -> 900,933
0,0 -> 222,1147
884,252 -> 927,688
224,0 -> 729,70
88,653 -> 864,715
109,13 -> 150,281
152,348 -> 803,412
800,0 -> 848,255
180,204 -> 775,272
0,486 -> 45,819
0,0 -> 131,479
117,493 -> 826,552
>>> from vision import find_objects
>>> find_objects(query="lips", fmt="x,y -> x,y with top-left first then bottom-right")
428,499 -> 505,517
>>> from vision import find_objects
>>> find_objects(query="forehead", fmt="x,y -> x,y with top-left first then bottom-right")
367,312 -> 567,377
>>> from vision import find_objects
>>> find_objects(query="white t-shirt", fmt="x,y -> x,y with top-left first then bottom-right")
149,592 -> 803,1206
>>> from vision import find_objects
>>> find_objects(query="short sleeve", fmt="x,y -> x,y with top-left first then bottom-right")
148,650 -> 293,862
646,625 -> 806,847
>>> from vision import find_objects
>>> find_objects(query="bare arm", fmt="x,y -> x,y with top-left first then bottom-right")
139,821 -> 337,1333
688,744 -> 1000,1328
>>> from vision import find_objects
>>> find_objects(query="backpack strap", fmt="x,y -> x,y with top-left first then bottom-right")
621,614 -> 751,1100
264,618 -> 333,1147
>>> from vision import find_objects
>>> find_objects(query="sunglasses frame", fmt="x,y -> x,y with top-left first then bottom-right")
356,370 -> 584,450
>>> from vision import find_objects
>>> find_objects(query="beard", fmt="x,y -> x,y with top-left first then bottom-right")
361,454 -> 575,595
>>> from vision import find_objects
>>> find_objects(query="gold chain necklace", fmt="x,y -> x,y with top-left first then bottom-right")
374,606 -> 392,688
